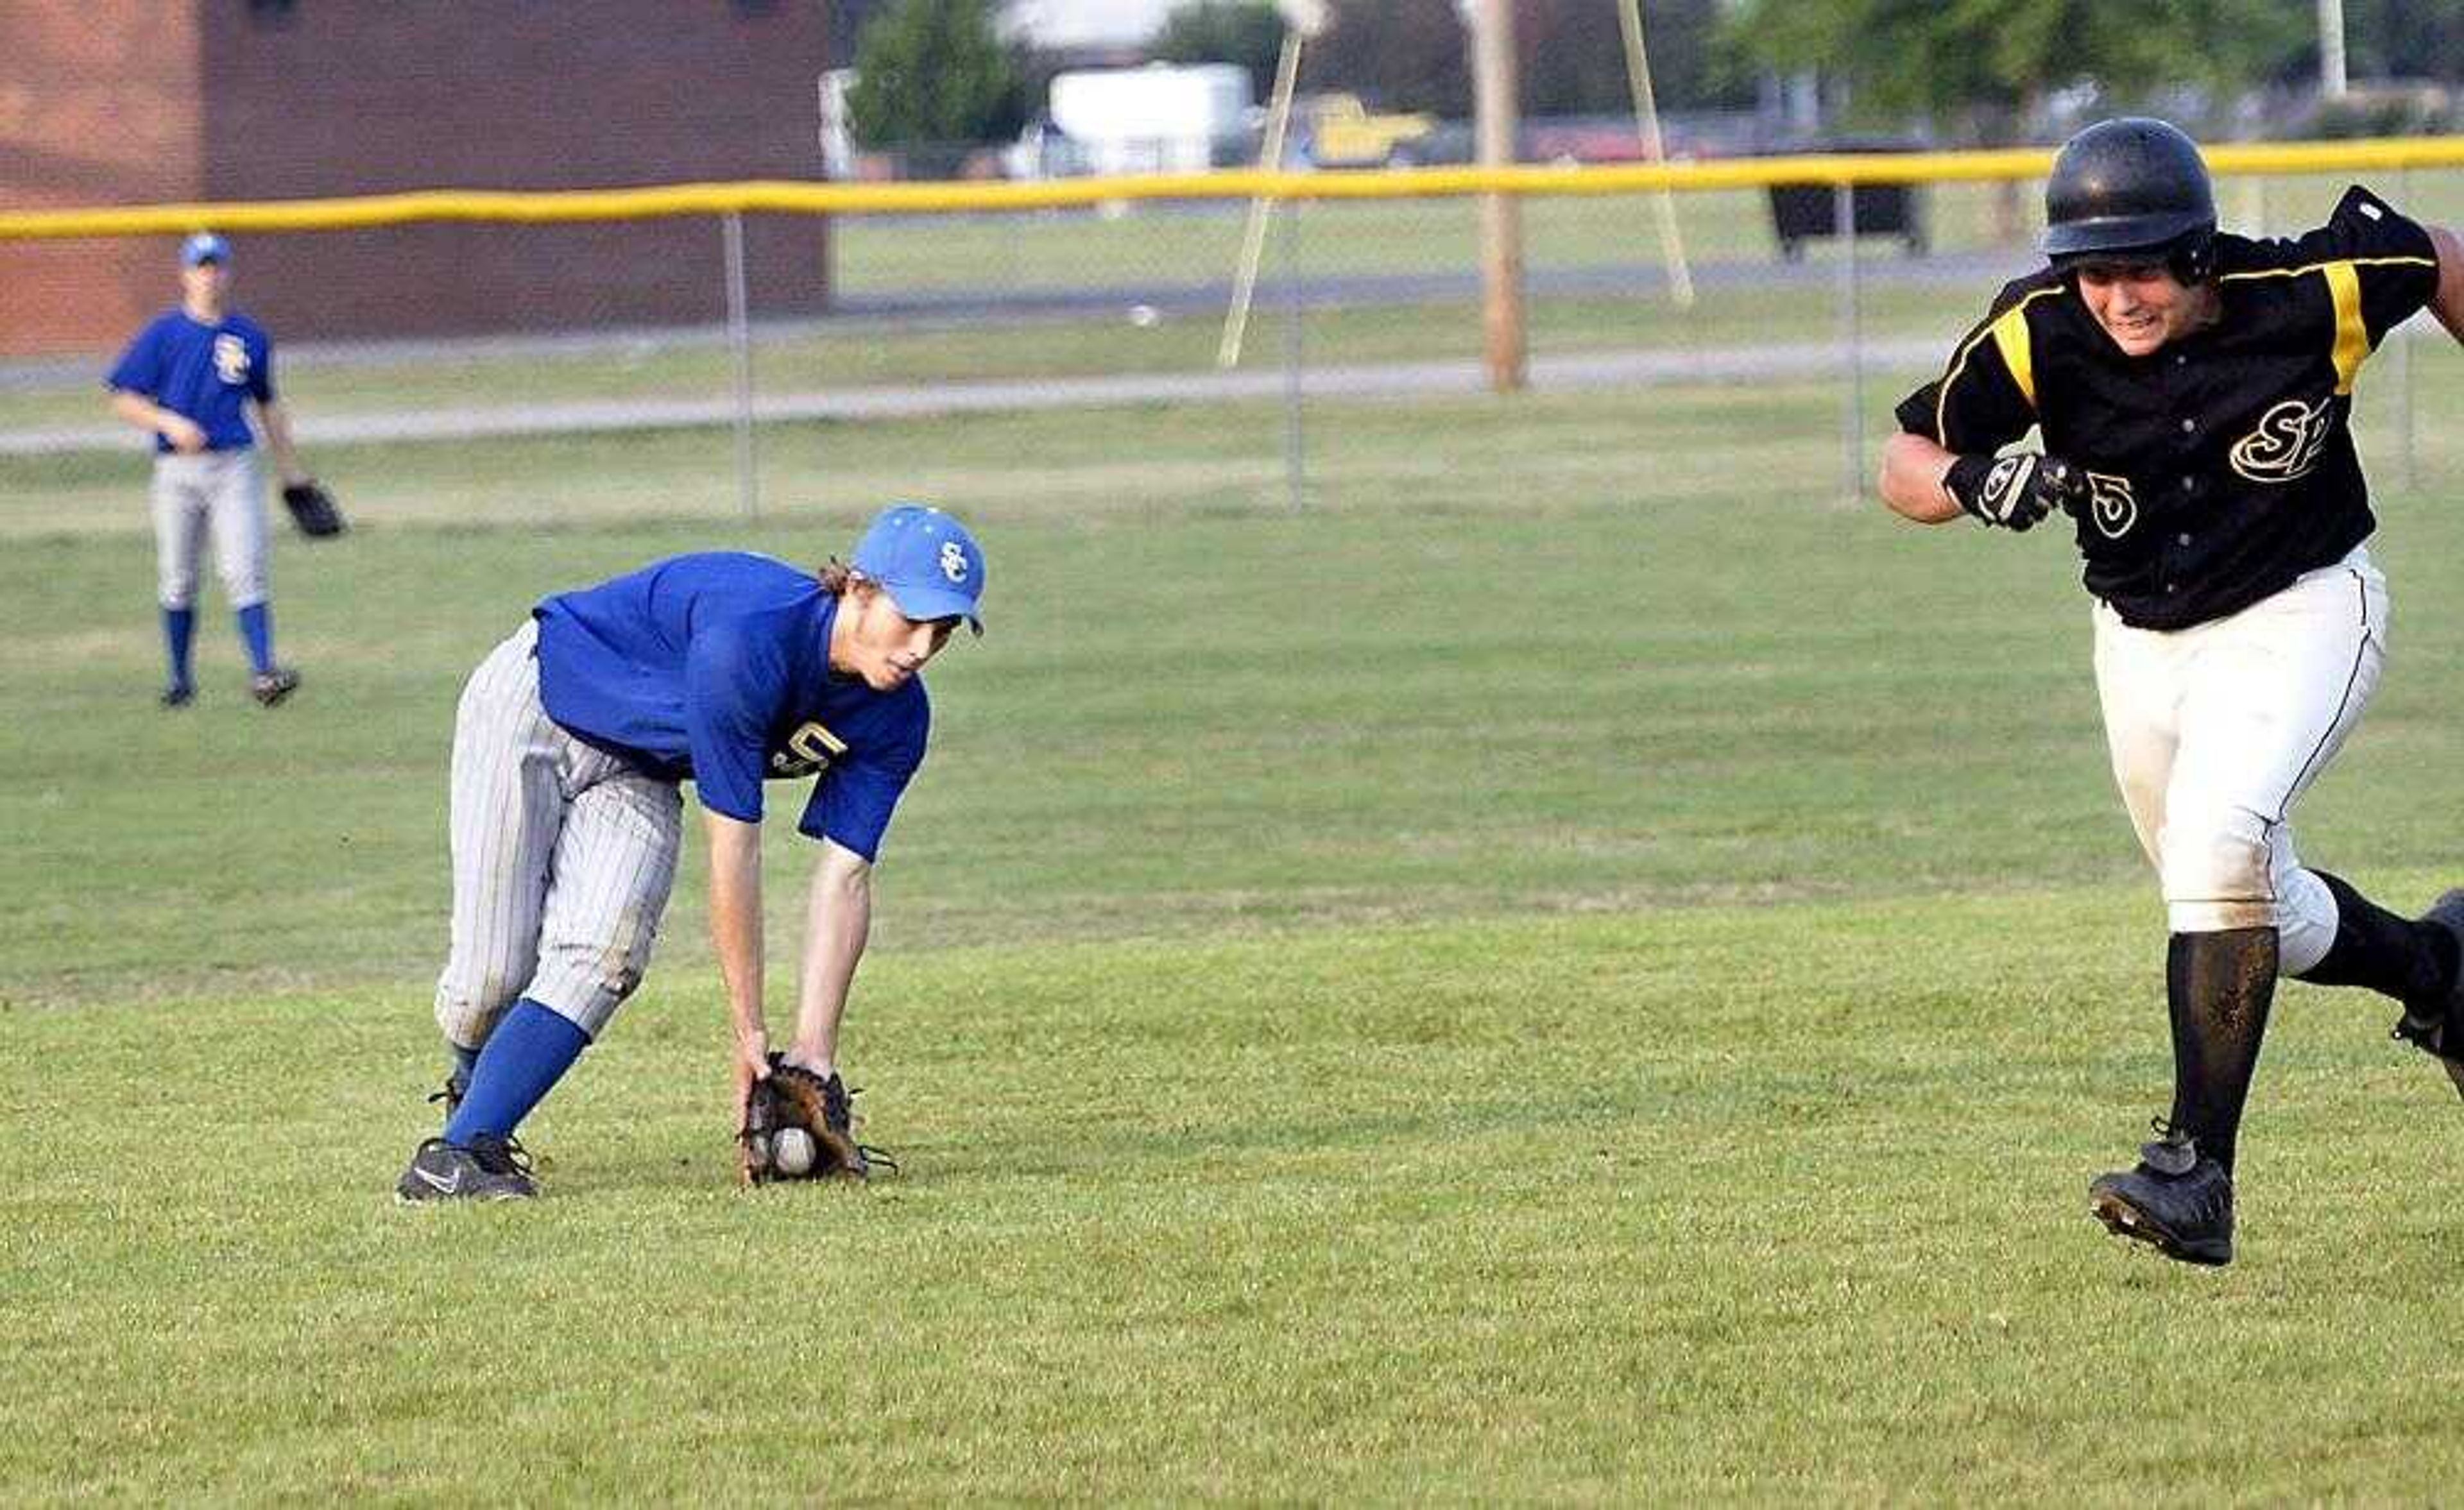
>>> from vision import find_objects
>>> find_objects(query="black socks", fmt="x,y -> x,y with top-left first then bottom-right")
2297,870 -> 2458,1012
2165,927 -> 2278,1178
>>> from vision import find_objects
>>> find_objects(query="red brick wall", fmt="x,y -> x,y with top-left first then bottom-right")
1,1 -> 835,355
0,9 -> 207,354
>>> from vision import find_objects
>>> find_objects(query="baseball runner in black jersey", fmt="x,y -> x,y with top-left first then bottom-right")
1879,118 -> 2464,1266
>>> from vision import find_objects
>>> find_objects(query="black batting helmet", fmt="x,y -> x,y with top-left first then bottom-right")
2042,117 -> 2216,274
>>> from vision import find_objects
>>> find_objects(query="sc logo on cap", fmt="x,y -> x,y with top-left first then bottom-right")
939,541 -> 970,583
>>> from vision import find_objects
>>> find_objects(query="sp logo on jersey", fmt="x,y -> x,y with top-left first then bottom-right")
212,334 -> 251,386
769,720 -> 848,778
2229,398 -> 2337,484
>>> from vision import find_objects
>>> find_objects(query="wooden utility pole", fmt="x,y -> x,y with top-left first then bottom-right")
1470,0 -> 1525,392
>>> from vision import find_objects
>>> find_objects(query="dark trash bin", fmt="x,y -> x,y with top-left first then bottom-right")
1767,138 -> 1929,260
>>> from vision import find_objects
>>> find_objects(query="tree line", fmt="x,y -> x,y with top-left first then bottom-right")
844,0 -> 2462,155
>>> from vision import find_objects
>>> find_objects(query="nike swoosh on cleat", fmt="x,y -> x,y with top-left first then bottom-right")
413,1166 -> 464,1195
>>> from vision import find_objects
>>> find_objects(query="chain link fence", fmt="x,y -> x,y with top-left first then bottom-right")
2,154 -> 2458,538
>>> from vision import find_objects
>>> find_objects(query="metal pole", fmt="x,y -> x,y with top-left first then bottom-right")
723,211 -> 759,521
1836,180 -> 1864,500
2395,165 -> 2417,493
1281,196 -> 1306,513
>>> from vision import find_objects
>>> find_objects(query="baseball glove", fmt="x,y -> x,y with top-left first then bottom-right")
738,1053 -> 889,1184
280,479 -> 347,539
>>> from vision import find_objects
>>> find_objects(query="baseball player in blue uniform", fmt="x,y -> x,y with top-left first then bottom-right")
1881,119 -> 2464,1264
397,504 -> 986,1201
105,232 -> 309,708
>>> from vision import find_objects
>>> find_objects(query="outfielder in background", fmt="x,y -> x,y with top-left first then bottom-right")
1879,118 -> 2464,1266
396,504 -> 986,1201
104,231 -> 337,709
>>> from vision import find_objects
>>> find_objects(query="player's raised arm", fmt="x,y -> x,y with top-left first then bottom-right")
2429,221 -> 2464,344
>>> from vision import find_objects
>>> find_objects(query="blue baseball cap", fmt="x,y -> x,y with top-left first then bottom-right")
180,232 -> 230,267
850,504 -> 986,632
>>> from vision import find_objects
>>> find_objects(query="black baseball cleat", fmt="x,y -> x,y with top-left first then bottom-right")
160,683 -> 194,709
250,665 -> 300,706
395,1134 -> 537,1203
2089,1123 -> 2234,1266
2392,889 -> 2464,1101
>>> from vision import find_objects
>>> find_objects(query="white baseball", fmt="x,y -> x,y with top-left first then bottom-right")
771,1126 -> 817,1177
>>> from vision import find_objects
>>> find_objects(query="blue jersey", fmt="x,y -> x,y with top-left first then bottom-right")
105,309 -> 276,453
533,552 -> 930,861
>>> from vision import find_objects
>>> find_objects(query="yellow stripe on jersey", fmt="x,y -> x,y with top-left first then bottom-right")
1931,285 -> 2064,444
2216,253 -> 2437,286
1989,305 -> 2037,408
2218,254 -> 2436,396
2323,261 -> 2367,394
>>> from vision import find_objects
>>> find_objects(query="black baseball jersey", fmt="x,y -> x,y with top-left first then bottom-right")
1897,185 -> 2441,630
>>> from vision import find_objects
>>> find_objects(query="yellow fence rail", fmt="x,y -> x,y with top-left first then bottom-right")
5,136 -> 2462,240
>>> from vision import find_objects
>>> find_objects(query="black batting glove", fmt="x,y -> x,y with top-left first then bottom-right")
1943,452 -> 2087,533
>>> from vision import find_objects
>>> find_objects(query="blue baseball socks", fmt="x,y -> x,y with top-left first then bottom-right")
443,999 -> 592,1144
162,606 -> 196,697
235,601 -> 275,675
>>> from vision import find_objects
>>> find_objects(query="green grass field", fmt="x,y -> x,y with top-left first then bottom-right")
6,371 -> 2464,1500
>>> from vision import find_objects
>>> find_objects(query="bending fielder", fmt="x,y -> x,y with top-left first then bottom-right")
397,505 -> 986,1201
1880,118 -> 2464,1266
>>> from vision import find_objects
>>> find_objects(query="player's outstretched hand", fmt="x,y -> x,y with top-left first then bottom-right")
738,1075 -> 781,1187
1944,452 -> 2087,532
733,1031 -> 773,1186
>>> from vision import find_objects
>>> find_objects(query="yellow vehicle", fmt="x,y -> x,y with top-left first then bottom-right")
1303,93 -> 1436,169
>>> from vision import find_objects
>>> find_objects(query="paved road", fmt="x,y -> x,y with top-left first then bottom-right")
0,338 -> 1952,457
0,248 -> 2015,396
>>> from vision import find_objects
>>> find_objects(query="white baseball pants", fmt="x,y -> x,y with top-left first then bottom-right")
150,450 -> 268,610
2093,546 -> 2387,972
434,620 -> 683,1048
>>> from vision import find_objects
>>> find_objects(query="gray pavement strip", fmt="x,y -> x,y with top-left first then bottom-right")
3,339 -> 1952,457
0,251 -> 2017,396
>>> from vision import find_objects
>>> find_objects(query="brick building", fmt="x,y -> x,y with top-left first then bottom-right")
0,1 -> 834,355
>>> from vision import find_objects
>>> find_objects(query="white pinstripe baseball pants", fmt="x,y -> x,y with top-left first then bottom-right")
434,620 -> 683,1048
2094,545 -> 2388,971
